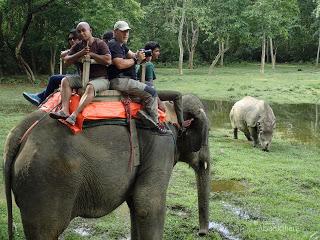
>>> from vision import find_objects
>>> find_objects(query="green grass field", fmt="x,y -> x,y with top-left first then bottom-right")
1,64 -> 320,239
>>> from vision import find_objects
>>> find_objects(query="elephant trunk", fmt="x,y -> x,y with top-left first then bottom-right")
195,145 -> 210,236
200,108 -> 209,147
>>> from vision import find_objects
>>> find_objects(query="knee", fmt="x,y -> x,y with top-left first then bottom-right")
136,207 -> 149,219
135,203 -> 162,220
144,85 -> 157,97
133,197 -> 164,219
85,84 -> 95,96
61,78 -> 69,88
49,75 -> 63,85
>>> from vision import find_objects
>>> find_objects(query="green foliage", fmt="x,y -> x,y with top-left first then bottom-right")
244,0 -> 299,42
1,0 -> 320,77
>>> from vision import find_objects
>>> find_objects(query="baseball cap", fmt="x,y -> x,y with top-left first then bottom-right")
114,21 -> 131,31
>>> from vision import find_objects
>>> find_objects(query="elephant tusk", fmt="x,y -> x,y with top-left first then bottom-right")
204,161 -> 207,170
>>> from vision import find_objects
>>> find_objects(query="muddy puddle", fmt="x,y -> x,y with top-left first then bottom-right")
203,99 -> 320,145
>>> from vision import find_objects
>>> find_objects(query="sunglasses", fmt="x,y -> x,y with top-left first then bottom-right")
68,37 -> 77,41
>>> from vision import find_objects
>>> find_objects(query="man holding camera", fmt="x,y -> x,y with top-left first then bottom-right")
137,41 -> 193,131
107,21 -> 169,134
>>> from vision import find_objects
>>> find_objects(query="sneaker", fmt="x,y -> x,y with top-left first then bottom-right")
155,123 -> 172,135
65,114 -> 77,126
136,110 -> 158,127
49,110 -> 69,120
23,92 -> 41,106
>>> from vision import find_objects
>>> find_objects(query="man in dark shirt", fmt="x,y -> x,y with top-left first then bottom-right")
108,20 -> 169,134
50,22 -> 111,125
136,41 -> 192,131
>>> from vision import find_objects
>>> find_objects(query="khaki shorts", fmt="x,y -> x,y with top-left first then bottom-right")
66,75 -> 110,95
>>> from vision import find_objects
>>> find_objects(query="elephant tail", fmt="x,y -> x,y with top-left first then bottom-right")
3,110 -> 44,240
4,128 -> 18,240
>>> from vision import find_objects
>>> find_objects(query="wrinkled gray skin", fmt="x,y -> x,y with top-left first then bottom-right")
229,96 -> 276,151
4,94 -> 210,240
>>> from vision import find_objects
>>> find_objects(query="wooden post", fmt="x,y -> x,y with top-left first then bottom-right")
82,55 -> 91,87
59,58 -> 63,75
140,63 -> 146,83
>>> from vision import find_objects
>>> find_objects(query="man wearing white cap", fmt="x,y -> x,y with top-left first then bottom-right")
107,20 -> 169,134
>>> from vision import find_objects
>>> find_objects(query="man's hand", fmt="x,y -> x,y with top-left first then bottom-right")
80,46 -> 90,56
158,98 -> 166,112
136,50 -> 146,64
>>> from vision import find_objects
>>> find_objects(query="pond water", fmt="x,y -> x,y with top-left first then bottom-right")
203,100 -> 320,146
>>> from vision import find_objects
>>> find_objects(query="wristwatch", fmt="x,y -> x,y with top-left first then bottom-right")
133,56 -> 138,64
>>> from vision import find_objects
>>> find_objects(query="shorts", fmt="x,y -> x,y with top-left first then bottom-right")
66,75 -> 110,95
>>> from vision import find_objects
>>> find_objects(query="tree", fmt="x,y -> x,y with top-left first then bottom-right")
185,19 -> 199,69
178,0 -> 187,75
1,0 -> 143,80
314,0 -> 320,66
245,0 -> 299,73
183,0 -> 202,69
198,0 -> 250,74
2,0 -> 57,83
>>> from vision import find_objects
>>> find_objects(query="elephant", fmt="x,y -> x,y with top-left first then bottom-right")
4,94 -> 210,240
229,96 -> 276,151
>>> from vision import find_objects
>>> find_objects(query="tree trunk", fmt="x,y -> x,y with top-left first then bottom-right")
260,33 -> 266,74
220,40 -> 224,67
16,52 -> 35,83
185,21 -> 199,70
269,37 -> 276,70
31,49 -> 37,75
189,51 -> 194,69
50,46 -> 57,75
178,0 -> 187,75
266,39 -> 269,63
15,32 -> 36,83
316,32 -> 320,67
208,51 -> 222,74
9,0 -> 56,83
208,38 -> 229,74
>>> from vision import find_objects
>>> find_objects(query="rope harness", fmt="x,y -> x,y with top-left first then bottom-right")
19,101 -> 62,144
121,97 -> 135,172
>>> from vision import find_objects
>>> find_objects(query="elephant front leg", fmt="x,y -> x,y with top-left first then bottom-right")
249,127 -> 259,147
127,190 -> 166,240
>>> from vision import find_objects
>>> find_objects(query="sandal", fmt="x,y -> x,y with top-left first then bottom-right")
49,110 -> 69,120
65,114 -> 77,126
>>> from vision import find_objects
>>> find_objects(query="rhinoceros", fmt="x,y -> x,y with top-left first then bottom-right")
229,96 -> 276,151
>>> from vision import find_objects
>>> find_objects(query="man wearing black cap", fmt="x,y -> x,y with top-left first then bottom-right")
108,20 -> 169,134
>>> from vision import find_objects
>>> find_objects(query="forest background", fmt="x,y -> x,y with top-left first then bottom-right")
2,0 -> 320,82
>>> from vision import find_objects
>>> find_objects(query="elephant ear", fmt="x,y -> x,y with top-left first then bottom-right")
182,95 -> 210,152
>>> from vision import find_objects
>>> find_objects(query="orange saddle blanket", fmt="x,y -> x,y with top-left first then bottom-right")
40,92 -> 166,134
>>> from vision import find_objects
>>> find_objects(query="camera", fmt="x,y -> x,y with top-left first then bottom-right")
140,49 -> 152,57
